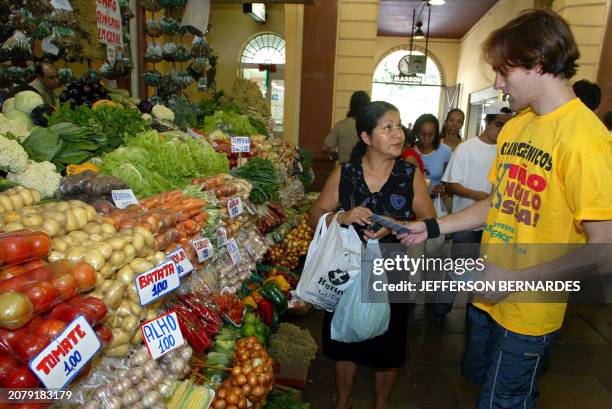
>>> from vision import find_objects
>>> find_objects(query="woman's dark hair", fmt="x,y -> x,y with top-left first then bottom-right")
402,125 -> 415,148
346,90 -> 371,118
350,101 -> 399,161
412,113 -> 441,150
440,108 -> 465,141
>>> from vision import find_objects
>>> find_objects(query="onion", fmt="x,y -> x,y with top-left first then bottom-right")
130,349 -> 149,367
93,386 -> 111,401
168,360 -> 185,374
82,401 -> 100,409
144,360 -> 158,373
142,391 -> 161,408
149,368 -> 164,384
236,374 -> 247,386
247,374 -> 257,387
111,381 -> 127,395
122,390 -> 140,406
251,386 -> 265,397
105,396 -> 122,409
226,392 -> 239,405
158,380 -> 173,397
180,345 -> 193,361
128,367 -> 144,384
136,379 -> 152,395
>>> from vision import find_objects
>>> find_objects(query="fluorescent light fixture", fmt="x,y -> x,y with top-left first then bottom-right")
429,0 -> 446,5
243,3 -> 266,24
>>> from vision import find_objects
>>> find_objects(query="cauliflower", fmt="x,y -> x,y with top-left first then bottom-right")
14,91 -> 43,114
141,113 -> 153,123
2,97 -> 15,114
0,113 -> 30,141
0,134 -> 28,173
7,160 -> 61,198
151,104 -> 175,122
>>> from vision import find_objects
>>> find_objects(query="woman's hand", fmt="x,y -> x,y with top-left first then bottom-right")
431,184 -> 445,196
395,221 -> 428,246
339,206 -> 372,226
364,226 -> 390,241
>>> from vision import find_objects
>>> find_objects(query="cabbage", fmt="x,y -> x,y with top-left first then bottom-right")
2,98 -> 15,114
14,91 -> 43,114
4,110 -> 32,131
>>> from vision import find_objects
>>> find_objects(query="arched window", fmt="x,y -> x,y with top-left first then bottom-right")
372,48 -> 444,128
240,33 -> 285,135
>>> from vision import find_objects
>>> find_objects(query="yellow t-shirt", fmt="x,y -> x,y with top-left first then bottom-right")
476,98 -> 612,336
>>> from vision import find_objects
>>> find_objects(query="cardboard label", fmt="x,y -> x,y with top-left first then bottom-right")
111,189 -> 138,209
135,260 -> 180,306
29,316 -> 101,389
167,247 -> 194,277
227,196 -> 243,219
231,136 -> 250,153
216,227 -> 228,247
141,311 -> 185,360
227,238 -> 242,265
191,238 -> 213,262
96,0 -> 123,48
51,0 -> 73,10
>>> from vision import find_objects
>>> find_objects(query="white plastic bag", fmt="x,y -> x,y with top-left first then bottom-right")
330,240 -> 390,342
296,212 -> 361,311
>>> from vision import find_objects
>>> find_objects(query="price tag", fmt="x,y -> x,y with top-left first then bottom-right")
135,260 -> 180,306
141,311 -> 185,360
111,189 -> 138,209
231,136 -> 251,153
227,238 -> 242,265
227,196 -> 243,219
245,200 -> 257,215
191,237 -> 213,262
216,227 -> 228,247
167,247 -> 194,277
244,242 -> 255,258
51,0 -> 73,10
106,45 -> 116,67
42,36 -> 59,56
29,315 -> 101,389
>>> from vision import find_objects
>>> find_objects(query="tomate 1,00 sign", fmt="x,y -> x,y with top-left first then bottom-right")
135,260 -> 180,305
96,0 -> 123,47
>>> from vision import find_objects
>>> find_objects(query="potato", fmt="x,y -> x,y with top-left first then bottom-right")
145,310 -> 158,321
71,207 -> 89,228
83,222 -> 102,235
127,284 -> 140,303
108,329 -> 130,348
116,265 -> 134,286
100,279 -> 115,293
42,218 -> 61,237
101,223 -> 117,234
105,283 -> 125,308
65,211 -> 78,231
8,194 -> 23,210
130,330 -> 144,345
2,211 -> 20,224
123,244 -> 136,263
30,189 -> 41,203
67,246 -> 87,263
84,249 -> 105,270
0,203 -> 6,213
83,205 -> 97,221
109,251 -> 126,268
107,237 -> 126,250
95,273 -> 106,288
0,292 -> 34,330
116,300 -> 133,317
17,188 -> 33,206
130,258 -> 154,273
131,234 -> 145,254
0,196 -> 13,212
54,202 -> 70,212
52,238 -> 68,252
21,213 -> 42,227
105,343 -> 130,357
88,233 -> 103,242
130,302 -> 143,317
3,222 -> 24,232
152,252 -> 166,264
48,251 -> 64,263
69,230 -> 89,243
96,242 -> 113,259
99,264 -> 114,278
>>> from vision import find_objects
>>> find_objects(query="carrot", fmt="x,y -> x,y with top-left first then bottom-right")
182,219 -> 199,235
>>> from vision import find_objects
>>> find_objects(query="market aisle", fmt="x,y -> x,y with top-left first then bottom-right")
295,304 -> 612,409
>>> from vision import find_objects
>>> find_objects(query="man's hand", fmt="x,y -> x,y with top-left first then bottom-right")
395,221 -> 428,245
471,190 -> 490,201
472,262 -> 512,303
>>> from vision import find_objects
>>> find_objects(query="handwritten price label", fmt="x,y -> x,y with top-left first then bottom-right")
141,311 -> 185,360
227,238 -> 242,265
135,260 -> 180,306
231,136 -> 250,153
191,238 -> 213,262
111,189 -> 138,209
227,196 -> 243,219
30,316 -> 101,389
216,227 -> 228,247
167,247 -> 194,277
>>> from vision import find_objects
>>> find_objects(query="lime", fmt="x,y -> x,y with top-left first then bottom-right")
256,334 -> 266,346
244,312 -> 257,325
241,323 -> 256,337
255,321 -> 268,336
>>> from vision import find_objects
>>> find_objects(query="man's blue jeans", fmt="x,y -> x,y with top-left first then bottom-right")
462,305 -> 558,409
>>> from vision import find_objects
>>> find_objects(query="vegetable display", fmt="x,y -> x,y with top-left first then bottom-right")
231,158 -> 281,204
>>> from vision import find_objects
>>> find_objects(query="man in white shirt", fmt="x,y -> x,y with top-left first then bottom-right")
431,101 -> 512,322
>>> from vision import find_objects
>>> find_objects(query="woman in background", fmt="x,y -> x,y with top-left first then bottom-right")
440,108 -> 465,151
412,114 -> 451,197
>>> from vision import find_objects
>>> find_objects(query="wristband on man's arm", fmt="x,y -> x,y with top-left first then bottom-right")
423,218 -> 440,238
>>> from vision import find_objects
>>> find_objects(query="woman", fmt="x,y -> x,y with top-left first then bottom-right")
323,90 -> 371,163
308,101 -> 435,409
413,114 -> 452,197
440,108 -> 465,151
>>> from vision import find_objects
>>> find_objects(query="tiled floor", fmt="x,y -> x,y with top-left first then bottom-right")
292,304 -> 612,409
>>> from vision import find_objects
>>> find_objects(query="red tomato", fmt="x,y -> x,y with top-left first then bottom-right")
11,334 -> 48,362
0,264 -> 26,281
24,282 -> 57,313
94,325 -> 113,346
29,234 -> 50,259
50,274 -> 77,301
0,275 -> 30,293
48,260 -> 72,276
0,329 -> 18,353
0,234 -> 32,267
36,319 -> 66,340
0,353 -> 18,382
26,265 -> 53,283
3,366 -> 39,388
70,262 -> 96,291
48,304 -> 79,324
21,259 -> 45,271
80,297 -> 107,322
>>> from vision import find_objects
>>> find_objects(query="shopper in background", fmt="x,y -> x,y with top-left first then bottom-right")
324,90 -> 371,163
396,9 -> 612,408
412,114 -> 451,197
28,62 -> 60,107
440,108 -> 465,151
309,101 -> 435,409
573,79 -> 601,112
401,125 -> 424,172
430,101 -> 513,323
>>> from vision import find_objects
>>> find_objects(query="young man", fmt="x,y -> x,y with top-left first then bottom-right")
398,9 -> 612,408
28,62 -> 60,107
430,101 -> 512,321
